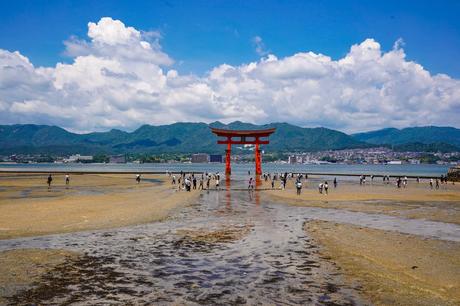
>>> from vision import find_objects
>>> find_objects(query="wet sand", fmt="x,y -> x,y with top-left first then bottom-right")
264,178 -> 460,224
0,187 -> 366,305
1,174 -> 459,304
0,173 -> 200,239
306,220 -> 460,305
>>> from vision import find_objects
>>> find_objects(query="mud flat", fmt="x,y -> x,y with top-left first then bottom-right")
264,179 -> 460,224
0,173 -> 200,239
305,220 -> 460,306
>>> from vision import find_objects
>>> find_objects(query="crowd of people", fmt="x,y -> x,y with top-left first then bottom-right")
43,171 -> 453,195
169,171 -> 220,192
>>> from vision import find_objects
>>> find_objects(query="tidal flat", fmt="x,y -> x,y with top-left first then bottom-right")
0,174 -> 459,305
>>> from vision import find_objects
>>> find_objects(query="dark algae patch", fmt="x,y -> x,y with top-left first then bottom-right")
6,254 -> 150,305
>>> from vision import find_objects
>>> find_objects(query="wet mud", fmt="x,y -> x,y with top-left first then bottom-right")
1,178 -> 367,305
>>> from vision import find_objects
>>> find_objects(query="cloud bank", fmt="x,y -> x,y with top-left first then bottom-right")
1,17 -> 459,133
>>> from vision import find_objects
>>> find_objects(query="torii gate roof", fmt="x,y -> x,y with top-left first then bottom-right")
210,127 -> 276,137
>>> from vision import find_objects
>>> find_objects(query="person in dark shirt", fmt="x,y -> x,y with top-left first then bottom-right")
47,174 -> 53,189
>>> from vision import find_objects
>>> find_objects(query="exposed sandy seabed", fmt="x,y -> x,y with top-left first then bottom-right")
262,178 -> 460,224
306,220 -> 460,306
0,173 -> 200,240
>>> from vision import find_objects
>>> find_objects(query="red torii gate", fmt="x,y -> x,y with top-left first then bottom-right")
210,127 -> 276,175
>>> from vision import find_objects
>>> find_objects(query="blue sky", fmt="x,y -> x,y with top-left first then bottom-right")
1,0 -> 460,77
0,1 -> 459,132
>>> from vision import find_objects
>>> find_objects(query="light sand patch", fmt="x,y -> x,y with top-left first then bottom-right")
176,224 -> 253,243
305,220 -> 460,306
0,174 -> 201,239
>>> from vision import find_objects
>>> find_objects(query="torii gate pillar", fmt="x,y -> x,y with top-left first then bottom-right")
211,128 -> 276,176
255,141 -> 262,175
225,142 -> 232,175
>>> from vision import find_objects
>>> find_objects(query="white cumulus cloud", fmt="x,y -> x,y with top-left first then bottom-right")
0,17 -> 459,133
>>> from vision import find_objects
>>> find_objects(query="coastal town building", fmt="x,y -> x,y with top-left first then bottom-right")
63,154 -> 93,163
109,155 -> 126,163
191,153 -> 209,163
209,154 -> 223,163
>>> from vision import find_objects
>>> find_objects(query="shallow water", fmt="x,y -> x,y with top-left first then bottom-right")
0,162 -> 450,177
1,179 -> 460,305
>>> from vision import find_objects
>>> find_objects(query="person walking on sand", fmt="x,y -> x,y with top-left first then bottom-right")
136,174 -> 141,184
436,179 -> 440,189
47,174 -> 53,189
324,181 -> 329,194
192,177 -> 197,190
215,177 -> 220,190
333,177 -> 337,188
199,178 -> 203,190
318,182 -> 323,194
206,177 -> 210,190
248,177 -> 253,190
172,175 -> 176,185
430,179 -> 433,189
184,177 -> 190,192
296,179 -> 302,195
65,174 -> 70,186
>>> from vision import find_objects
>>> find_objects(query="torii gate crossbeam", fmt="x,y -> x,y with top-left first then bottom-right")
210,127 -> 276,175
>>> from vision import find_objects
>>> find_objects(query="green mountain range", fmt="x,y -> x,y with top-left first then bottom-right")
0,123 -> 459,155
352,126 -> 460,147
0,122 -> 368,155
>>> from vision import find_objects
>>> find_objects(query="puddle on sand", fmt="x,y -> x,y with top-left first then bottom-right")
1,180 -> 365,305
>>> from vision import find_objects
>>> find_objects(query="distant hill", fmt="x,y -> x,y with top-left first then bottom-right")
352,126 -> 460,147
0,122 -> 368,155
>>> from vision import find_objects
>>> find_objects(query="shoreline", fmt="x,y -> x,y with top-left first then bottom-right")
0,169 -> 449,179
